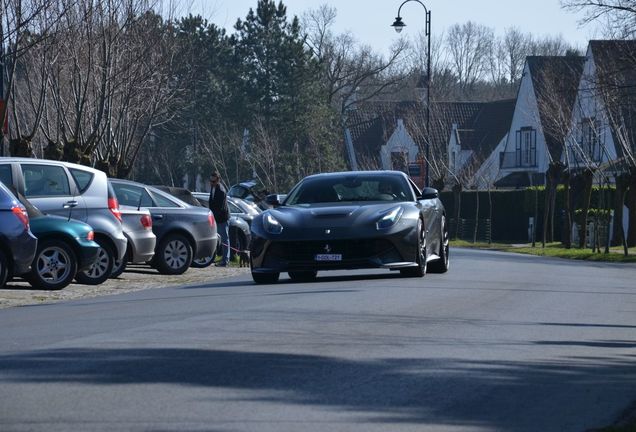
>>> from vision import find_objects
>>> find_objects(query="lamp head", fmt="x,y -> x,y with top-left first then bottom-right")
391,16 -> 405,33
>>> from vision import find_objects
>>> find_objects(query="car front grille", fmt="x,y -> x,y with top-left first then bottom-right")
267,238 -> 394,262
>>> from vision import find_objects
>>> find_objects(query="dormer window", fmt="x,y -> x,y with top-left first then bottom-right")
515,127 -> 537,167
579,117 -> 602,162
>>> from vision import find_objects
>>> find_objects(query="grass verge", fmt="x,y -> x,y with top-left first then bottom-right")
451,240 -> 636,263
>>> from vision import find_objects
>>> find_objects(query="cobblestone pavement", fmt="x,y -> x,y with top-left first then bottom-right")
0,264 -> 250,309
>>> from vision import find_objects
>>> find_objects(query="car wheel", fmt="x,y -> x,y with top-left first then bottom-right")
252,272 -> 280,284
111,254 -> 128,278
401,219 -> 427,278
191,255 -> 215,268
288,271 -> 317,282
0,249 -> 10,289
26,240 -> 77,290
428,215 -> 450,274
76,239 -> 114,285
154,233 -> 193,275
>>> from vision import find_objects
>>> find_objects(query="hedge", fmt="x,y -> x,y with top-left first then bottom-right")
439,185 -> 618,243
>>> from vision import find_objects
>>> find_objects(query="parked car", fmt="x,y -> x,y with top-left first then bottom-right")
0,158 -> 127,285
192,192 -> 261,227
111,205 -> 156,278
110,179 -> 217,275
228,180 -> 271,210
249,170 -> 450,284
0,182 -> 37,288
15,193 -> 100,290
191,192 -> 253,267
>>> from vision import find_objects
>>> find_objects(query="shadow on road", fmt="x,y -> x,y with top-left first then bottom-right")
0,347 -> 634,430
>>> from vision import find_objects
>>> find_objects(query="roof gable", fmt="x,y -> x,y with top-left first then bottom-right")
526,56 -> 585,161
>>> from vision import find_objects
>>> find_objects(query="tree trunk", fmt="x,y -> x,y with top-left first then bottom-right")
627,172 -> 636,247
542,171 -> 553,248
578,170 -> 594,249
452,183 -> 462,240
563,171 -> 572,249
473,190 -> 479,244
612,174 -> 628,247
9,137 -> 34,157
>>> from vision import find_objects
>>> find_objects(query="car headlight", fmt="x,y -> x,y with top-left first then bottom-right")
263,213 -> 283,234
376,206 -> 404,230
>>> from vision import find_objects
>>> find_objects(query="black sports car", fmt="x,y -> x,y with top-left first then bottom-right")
249,170 -> 449,284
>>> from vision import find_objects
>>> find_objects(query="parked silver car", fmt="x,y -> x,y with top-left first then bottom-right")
111,205 -> 156,278
110,179 -> 217,275
0,158 -> 127,285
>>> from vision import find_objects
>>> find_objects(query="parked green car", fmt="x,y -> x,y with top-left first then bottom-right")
17,194 -> 101,290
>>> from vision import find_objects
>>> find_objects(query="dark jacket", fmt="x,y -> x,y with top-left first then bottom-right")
208,184 -> 230,224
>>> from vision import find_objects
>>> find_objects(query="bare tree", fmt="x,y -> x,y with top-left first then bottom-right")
34,0 -> 180,177
561,0 -> 636,37
1,0 -> 69,156
446,21 -> 494,97
302,5 -> 410,115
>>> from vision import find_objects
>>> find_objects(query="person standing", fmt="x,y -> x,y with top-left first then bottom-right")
209,171 -> 231,267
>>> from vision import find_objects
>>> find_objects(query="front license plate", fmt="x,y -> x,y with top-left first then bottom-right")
314,254 -> 342,261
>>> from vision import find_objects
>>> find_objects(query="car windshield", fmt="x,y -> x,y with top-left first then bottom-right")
285,174 -> 411,206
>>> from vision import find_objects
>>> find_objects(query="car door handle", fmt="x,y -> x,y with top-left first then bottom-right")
152,214 -> 164,220
63,200 -> 78,209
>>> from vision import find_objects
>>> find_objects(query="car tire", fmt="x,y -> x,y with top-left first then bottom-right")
401,219 -> 427,278
111,253 -> 128,278
428,216 -> 450,274
26,240 -> 78,290
0,249 -> 9,289
76,239 -> 114,285
252,272 -> 280,284
191,254 -> 215,268
154,233 -> 193,275
288,271 -> 317,282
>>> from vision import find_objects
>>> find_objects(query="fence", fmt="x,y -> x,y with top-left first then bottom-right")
449,218 -> 492,243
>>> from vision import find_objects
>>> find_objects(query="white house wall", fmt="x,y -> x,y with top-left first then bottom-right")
498,62 -> 550,178
565,45 -> 618,168
380,119 -> 419,169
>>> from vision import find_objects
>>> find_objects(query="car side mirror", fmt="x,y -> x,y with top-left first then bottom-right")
265,194 -> 284,207
421,187 -> 439,200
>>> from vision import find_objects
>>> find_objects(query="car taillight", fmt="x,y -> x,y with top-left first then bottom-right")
87,231 -> 95,241
108,197 -> 122,222
11,205 -> 29,230
208,211 -> 216,227
140,214 -> 152,230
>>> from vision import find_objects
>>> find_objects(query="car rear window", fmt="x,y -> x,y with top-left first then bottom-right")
149,190 -> 179,208
69,168 -> 94,193
112,183 -> 153,207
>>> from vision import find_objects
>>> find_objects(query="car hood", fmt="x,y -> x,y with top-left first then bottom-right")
261,202 -> 409,239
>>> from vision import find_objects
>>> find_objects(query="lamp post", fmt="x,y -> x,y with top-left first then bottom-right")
391,0 -> 431,188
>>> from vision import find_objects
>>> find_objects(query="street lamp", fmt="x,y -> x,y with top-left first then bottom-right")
391,0 -> 431,188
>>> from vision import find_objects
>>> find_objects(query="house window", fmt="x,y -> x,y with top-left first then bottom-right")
580,118 -> 602,162
515,127 -> 536,167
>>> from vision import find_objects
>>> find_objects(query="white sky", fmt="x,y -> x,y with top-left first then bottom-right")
176,0 -> 601,56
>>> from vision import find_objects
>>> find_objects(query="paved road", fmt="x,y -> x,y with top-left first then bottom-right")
0,249 -> 635,432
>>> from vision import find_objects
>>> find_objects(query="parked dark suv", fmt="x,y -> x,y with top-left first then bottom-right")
110,179 -> 217,275
0,158 -> 127,285
0,182 -> 38,288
